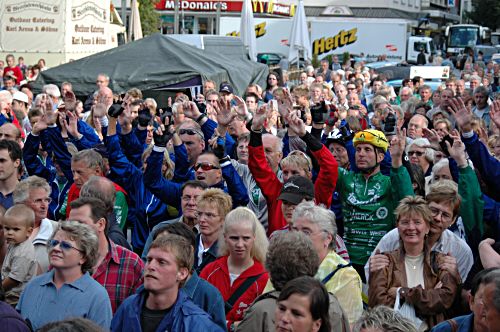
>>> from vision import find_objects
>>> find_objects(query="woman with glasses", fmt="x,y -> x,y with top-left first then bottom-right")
12,176 -> 60,273
194,188 -> 233,274
200,207 -> 269,331
369,196 -> 460,330
17,221 -> 112,331
407,138 -> 434,177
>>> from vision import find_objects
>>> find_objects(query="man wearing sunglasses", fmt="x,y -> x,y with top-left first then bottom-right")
144,127 -> 249,213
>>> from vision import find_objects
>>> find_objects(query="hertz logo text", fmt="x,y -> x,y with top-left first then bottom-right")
313,28 -> 357,56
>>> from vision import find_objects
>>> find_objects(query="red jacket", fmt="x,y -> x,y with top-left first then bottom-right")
66,181 -> 127,218
200,256 -> 268,328
248,140 -> 338,236
3,66 -> 24,85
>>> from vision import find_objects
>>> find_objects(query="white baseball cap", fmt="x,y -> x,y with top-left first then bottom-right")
12,91 -> 29,104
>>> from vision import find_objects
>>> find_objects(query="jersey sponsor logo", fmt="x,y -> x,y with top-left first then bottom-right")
376,207 -> 388,219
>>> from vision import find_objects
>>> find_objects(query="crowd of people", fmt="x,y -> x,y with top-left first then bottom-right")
0,49 -> 499,332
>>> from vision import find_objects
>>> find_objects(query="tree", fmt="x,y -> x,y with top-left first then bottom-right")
466,0 -> 500,30
139,0 -> 161,36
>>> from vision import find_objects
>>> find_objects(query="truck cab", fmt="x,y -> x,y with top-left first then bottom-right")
407,36 -> 435,64
444,24 -> 491,63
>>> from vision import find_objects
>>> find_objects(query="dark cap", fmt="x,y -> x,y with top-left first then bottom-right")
278,175 -> 314,205
219,82 -> 233,94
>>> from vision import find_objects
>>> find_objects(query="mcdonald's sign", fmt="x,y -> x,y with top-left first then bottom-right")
155,0 -> 295,17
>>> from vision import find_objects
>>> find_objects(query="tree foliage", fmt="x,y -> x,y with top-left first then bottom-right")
139,0 -> 161,36
466,0 -> 500,30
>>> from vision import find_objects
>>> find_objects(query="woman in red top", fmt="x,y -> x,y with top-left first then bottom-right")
200,207 -> 269,331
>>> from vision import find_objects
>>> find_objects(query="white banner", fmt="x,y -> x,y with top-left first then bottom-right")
410,66 -> 450,79
0,0 -> 66,52
66,0 -> 111,54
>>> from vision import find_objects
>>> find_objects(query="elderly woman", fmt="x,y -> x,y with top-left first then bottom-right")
291,201 -> 363,326
407,138 -> 434,176
200,207 -> 269,331
195,188 -> 233,273
17,221 -> 112,330
368,196 -> 460,330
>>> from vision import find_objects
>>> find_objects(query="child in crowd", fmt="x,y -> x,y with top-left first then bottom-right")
1,204 -> 37,306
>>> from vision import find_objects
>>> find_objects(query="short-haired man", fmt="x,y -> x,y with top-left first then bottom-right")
111,234 -> 224,331
141,180 -> 208,260
431,268 -> 499,332
419,85 -> 432,106
69,196 -> 144,313
337,129 -> 413,279
472,86 -> 491,127
0,140 -> 22,209
407,114 -> 429,140
66,150 -> 128,228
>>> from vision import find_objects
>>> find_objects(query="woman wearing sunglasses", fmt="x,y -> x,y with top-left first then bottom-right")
17,221 -> 112,331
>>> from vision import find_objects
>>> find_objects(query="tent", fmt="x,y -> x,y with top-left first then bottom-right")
33,33 -> 268,99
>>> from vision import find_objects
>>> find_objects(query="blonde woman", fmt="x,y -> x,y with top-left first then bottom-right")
200,207 -> 269,331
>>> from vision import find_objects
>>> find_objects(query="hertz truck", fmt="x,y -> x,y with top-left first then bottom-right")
0,0 -> 125,67
310,19 -> 434,64
220,16 -> 434,64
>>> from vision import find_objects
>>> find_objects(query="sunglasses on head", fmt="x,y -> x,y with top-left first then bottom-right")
49,239 -> 82,252
179,128 -> 203,138
194,162 -> 220,171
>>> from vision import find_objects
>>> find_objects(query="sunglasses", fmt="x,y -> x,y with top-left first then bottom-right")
408,151 -> 424,157
194,162 -> 220,171
49,239 -> 82,252
179,128 -> 204,138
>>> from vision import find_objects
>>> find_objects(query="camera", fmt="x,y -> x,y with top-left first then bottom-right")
310,100 -> 329,124
383,112 -> 397,136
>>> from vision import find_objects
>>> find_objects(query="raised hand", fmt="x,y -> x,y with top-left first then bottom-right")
422,127 -> 441,144
32,114 -> 49,135
93,92 -> 109,117
490,99 -> 500,129
216,99 -> 236,127
233,96 -> 248,118
276,88 -> 294,119
251,104 -> 269,131
446,131 -> 467,167
390,127 -> 406,167
153,121 -> 173,148
286,110 -> 307,137
63,91 -> 77,112
448,97 -> 473,132
181,101 -> 201,120
66,111 -> 80,138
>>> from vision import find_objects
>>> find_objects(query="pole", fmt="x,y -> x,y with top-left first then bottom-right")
216,1 -> 221,35
459,0 -> 464,24
121,0 -> 127,27
174,0 -> 179,34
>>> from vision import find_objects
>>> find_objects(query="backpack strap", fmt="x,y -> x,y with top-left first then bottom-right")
321,263 -> 352,285
225,273 -> 264,314
446,319 -> 458,332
